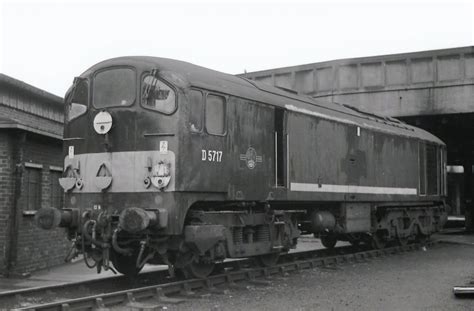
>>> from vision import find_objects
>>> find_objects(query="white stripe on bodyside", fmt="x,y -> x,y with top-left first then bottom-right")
290,182 -> 417,195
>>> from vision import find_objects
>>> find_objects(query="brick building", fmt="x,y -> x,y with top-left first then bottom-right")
0,74 -> 69,276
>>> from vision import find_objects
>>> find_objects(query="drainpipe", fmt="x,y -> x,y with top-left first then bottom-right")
5,132 -> 26,277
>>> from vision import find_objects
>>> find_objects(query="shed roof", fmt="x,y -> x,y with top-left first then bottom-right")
0,116 -> 62,140
0,74 -> 63,107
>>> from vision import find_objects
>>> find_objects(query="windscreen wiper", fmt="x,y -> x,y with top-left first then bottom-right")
142,69 -> 159,101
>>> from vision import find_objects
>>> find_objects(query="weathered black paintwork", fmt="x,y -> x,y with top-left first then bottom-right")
62,56 -> 446,237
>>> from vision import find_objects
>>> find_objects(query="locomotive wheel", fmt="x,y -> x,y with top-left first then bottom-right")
397,237 -> 409,247
414,226 -> 430,244
320,234 -> 337,249
256,252 -> 280,267
183,258 -> 215,279
371,232 -> 387,249
346,234 -> 363,247
111,251 -> 142,277
349,239 -> 361,247
416,233 -> 430,244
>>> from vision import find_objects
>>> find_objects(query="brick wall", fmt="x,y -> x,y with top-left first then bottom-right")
0,77 -> 68,275
0,132 -> 14,272
0,130 -> 70,274
12,133 -> 70,273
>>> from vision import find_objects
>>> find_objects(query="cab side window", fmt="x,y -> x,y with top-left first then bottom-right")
205,94 -> 226,135
189,89 -> 203,132
141,75 -> 176,114
67,79 -> 88,122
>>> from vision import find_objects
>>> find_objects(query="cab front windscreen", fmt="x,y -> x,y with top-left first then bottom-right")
93,68 -> 136,108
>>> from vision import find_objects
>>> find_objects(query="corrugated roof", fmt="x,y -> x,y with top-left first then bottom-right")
0,74 -> 63,106
0,116 -> 62,140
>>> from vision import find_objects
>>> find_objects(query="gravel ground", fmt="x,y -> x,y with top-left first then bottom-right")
123,241 -> 474,311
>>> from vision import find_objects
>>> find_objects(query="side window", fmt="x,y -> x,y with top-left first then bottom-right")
26,167 -> 41,210
142,75 -> 176,114
189,89 -> 203,132
205,94 -> 226,135
67,79 -> 88,122
426,144 -> 439,195
418,143 -> 440,196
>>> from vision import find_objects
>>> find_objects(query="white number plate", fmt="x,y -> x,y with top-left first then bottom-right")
202,150 -> 223,162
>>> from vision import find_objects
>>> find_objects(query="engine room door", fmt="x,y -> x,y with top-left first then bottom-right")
275,108 -> 287,187
228,98 -> 274,200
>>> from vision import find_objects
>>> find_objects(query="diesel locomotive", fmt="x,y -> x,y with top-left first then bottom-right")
36,57 -> 447,278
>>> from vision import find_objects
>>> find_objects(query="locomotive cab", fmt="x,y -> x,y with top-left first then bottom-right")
37,63 -> 185,275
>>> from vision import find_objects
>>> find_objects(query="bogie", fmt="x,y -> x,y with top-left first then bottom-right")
320,234 -> 338,249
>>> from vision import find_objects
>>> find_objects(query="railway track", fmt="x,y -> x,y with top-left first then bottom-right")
3,240 -> 436,311
1,241 -> 353,308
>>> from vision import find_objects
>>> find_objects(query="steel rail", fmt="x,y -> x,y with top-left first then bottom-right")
0,269 -> 166,306
1,244 -> 356,308
12,242 -> 434,311
0,257 -> 250,308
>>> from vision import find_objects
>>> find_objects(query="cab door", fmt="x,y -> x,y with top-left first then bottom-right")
183,90 -> 229,193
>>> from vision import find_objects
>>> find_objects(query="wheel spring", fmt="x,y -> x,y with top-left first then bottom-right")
233,227 -> 243,245
257,225 -> 270,242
